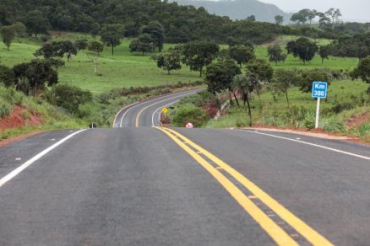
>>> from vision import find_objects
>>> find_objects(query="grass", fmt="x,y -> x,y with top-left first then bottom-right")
1,33 -> 360,95
254,35 -> 358,71
0,86 -> 85,140
0,33 -> 200,94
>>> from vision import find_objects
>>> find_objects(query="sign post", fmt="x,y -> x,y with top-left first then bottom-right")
311,81 -> 328,129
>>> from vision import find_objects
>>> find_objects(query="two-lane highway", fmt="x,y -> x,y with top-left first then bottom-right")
114,89 -> 201,128
1,90 -> 370,245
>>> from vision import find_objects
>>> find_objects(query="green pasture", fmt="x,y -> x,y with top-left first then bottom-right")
0,36 -> 199,94
0,33 -> 362,95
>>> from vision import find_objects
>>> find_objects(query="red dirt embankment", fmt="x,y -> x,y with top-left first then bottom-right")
0,105 -> 42,130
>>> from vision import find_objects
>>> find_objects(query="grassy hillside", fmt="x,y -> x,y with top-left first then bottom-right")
0,34 -> 200,94
254,36 -> 358,71
0,86 -> 84,140
0,34 -> 360,95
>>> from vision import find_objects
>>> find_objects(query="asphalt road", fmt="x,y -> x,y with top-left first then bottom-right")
1,90 -> 370,246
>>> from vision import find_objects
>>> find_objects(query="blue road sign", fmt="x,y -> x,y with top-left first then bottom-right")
312,81 -> 328,99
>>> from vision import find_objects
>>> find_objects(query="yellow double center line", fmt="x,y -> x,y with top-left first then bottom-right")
155,127 -> 333,246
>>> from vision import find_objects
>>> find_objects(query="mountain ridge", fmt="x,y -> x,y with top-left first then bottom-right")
170,0 -> 290,23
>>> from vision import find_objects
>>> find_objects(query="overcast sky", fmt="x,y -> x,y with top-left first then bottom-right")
259,0 -> 370,22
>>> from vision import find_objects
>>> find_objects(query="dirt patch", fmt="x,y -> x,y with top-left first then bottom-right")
260,37 -> 280,47
346,112 -> 370,128
0,105 -> 43,130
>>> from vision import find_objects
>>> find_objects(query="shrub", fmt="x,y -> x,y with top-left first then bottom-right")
359,122 -> 370,136
172,104 -> 210,127
331,102 -> 354,114
0,98 -> 12,118
321,117 -> 347,133
46,84 -> 92,114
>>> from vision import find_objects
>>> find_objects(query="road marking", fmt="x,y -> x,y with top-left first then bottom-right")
113,102 -> 139,128
151,100 -> 179,127
136,92 -> 195,128
119,103 -> 142,128
0,129 -> 86,188
248,130 -> 370,161
156,127 -> 333,246
155,127 -> 298,245
115,89 -> 200,128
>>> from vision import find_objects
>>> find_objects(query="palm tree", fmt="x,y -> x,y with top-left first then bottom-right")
232,74 -> 255,126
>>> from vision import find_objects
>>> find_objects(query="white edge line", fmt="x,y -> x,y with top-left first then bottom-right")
113,102 -> 138,128
119,103 -> 141,128
0,129 -> 87,188
143,92 -> 196,127
152,100 -> 180,127
248,130 -> 370,161
115,89 -> 201,128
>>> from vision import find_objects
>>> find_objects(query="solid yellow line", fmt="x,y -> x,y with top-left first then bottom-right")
135,105 -> 147,128
155,127 -> 298,246
161,127 -> 333,246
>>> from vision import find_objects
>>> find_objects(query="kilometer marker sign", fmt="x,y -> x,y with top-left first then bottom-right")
312,81 -> 328,129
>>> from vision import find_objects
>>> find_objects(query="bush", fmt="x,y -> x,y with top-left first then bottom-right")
46,84 -> 92,114
331,102 -> 354,114
321,117 -> 347,133
0,87 -> 23,105
0,98 -> 12,118
172,104 -> 210,127
359,122 -> 370,136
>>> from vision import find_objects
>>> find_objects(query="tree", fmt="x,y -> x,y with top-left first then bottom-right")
246,15 -> 256,22
0,25 -> 15,50
246,59 -> 274,101
24,10 -> 50,37
205,59 -> 241,95
76,39 -> 88,51
290,13 -> 307,25
88,41 -> 104,74
298,70 -> 331,93
182,41 -> 219,77
142,21 -> 165,52
267,44 -> 287,65
47,84 -> 92,114
307,9 -> 316,25
155,50 -> 181,75
11,22 -> 26,41
326,8 -> 342,26
35,41 -> 78,62
286,37 -> 317,65
229,45 -> 255,67
275,15 -> 284,25
88,41 -> 104,56
12,59 -> 58,95
317,12 -> 332,29
357,46 -> 369,61
232,74 -> 254,125
246,59 -> 274,83
0,65 -> 15,87
272,69 -> 299,108
129,34 -> 153,54
100,24 -> 125,55
319,45 -> 331,64
350,56 -> 370,93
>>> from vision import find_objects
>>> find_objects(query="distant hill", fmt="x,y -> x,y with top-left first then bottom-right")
170,0 -> 289,23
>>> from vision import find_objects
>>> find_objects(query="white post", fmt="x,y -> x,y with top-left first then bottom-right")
315,98 -> 321,129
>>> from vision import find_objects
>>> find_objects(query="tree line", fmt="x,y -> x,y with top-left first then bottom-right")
0,0 -> 343,45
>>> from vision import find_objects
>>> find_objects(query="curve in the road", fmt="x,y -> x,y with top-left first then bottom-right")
113,89 -> 201,128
